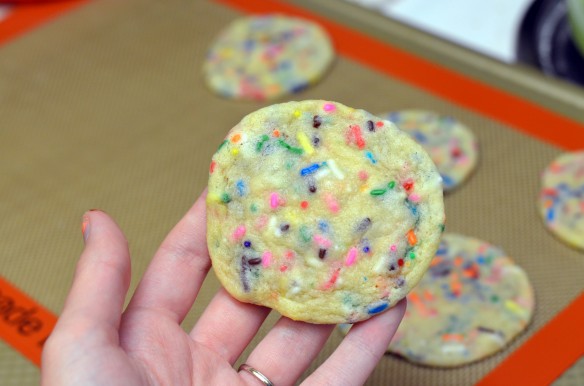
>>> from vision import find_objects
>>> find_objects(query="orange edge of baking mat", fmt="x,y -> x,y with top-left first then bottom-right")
476,291 -> 584,386
0,0 -> 90,47
0,276 -> 58,367
214,0 -> 584,151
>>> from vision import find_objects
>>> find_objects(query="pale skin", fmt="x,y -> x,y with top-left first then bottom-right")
41,191 -> 406,386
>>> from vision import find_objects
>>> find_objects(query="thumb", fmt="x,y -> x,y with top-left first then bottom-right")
42,210 -> 132,385
56,209 -> 131,336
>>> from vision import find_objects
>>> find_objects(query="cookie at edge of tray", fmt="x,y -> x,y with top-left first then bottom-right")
539,150 -> 584,250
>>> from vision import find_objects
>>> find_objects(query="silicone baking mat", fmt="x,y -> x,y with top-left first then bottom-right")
0,0 -> 582,385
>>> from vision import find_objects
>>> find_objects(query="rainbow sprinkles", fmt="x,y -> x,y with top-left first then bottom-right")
207,100 -> 444,324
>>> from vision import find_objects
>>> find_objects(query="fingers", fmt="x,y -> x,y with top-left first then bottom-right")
190,288 -> 271,364
239,317 -> 335,386
237,300 -> 405,386
56,210 -> 131,338
302,299 -> 407,386
123,190 -> 210,323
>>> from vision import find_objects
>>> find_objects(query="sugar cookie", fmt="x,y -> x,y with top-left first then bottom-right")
382,110 -> 478,192
539,151 -> 584,250
207,100 -> 444,324
338,233 -> 534,366
204,15 -> 334,101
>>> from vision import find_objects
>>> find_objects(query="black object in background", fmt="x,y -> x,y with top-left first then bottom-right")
518,0 -> 584,86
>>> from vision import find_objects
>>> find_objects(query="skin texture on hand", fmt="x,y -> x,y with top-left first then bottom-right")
41,190 -> 406,386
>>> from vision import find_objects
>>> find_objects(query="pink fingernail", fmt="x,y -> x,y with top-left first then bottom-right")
81,214 -> 90,243
81,209 -> 101,242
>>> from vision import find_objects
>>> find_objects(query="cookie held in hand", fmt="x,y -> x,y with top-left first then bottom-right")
207,100 -> 444,324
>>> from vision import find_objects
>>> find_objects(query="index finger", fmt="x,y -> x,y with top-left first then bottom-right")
123,189 -> 210,324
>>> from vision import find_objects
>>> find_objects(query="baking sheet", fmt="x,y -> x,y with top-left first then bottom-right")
0,0 -> 582,384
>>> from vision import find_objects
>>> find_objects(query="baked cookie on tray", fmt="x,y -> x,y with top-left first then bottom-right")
341,233 -> 535,366
382,110 -> 478,192
207,100 -> 444,324
538,151 -> 584,250
204,15 -> 334,101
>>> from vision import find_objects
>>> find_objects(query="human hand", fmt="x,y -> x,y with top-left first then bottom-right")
42,191 -> 406,386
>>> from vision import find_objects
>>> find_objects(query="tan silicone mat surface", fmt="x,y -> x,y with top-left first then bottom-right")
0,0 -> 582,385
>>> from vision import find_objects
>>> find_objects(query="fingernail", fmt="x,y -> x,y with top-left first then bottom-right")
81,214 -> 91,243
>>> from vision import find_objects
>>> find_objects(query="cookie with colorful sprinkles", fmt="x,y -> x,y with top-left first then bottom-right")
538,151 -> 584,250
207,100 -> 445,324
382,110 -> 478,192
341,233 -> 535,366
203,15 -> 334,101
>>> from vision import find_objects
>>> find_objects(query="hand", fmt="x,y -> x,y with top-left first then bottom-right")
42,191 -> 406,386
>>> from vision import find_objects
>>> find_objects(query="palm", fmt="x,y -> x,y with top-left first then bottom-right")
117,309 -> 241,385
42,192 -> 405,386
